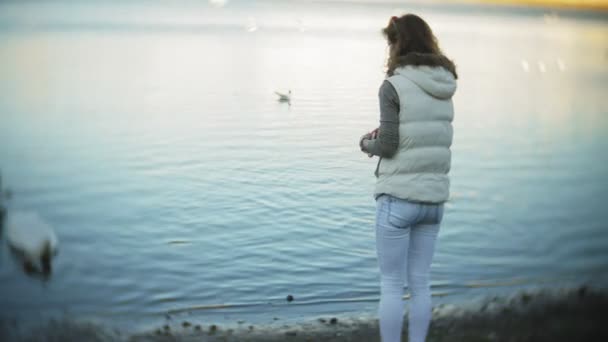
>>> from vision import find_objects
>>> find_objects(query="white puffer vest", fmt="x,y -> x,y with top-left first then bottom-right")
375,65 -> 457,203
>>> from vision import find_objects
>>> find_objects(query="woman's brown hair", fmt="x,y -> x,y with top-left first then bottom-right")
382,14 -> 457,78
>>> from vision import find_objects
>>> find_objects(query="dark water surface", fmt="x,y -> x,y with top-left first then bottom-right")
0,0 -> 607,329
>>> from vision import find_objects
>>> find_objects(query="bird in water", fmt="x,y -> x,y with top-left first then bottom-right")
5,211 -> 59,276
275,90 -> 292,104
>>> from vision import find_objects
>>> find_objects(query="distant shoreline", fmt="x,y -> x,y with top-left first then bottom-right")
309,0 -> 608,12
2,285 -> 606,341
465,0 -> 608,11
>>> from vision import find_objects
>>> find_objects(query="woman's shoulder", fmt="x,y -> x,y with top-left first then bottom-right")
379,79 -> 399,100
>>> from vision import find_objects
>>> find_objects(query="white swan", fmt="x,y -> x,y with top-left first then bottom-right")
275,90 -> 292,103
5,211 -> 59,274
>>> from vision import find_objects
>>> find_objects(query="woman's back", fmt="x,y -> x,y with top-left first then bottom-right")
376,55 -> 457,203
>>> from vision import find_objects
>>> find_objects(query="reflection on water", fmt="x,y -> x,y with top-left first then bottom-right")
0,0 -> 607,327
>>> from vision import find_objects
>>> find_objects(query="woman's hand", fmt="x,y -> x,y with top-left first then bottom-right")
359,132 -> 372,151
363,140 -> 374,158
360,130 -> 377,158
370,127 -> 380,139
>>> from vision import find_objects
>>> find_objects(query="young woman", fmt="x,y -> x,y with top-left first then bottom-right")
359,14 -> 458,342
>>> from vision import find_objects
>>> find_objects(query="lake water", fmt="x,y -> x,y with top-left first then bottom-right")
0,0 -> 607,330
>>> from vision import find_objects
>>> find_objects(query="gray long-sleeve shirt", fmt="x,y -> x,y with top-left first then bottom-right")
364,80 -> 400,158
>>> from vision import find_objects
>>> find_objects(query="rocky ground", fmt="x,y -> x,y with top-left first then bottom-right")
2,286 -> 607,342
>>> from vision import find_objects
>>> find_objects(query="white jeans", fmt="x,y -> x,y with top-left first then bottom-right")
375,195 -> 443,342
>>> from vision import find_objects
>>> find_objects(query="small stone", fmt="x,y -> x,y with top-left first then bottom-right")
286,295 -> 294,302
209,324 -> 218,333
248,325 -> 254,330
318,318 -> 327,323
163,324 -> 170,331
237,320 -> 245,324
330,317 -> 338,325
182,321 -> 191,328
194,325 -> 202,331
273,317 -> 279,321
578,286 -> 588,298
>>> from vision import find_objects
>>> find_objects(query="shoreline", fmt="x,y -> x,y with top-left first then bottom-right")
464,0 -> 608,11
2,285 -> 606,341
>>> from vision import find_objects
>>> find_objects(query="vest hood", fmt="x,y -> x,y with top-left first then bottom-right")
392,53 -> 457,100
394,66 -> 457,99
